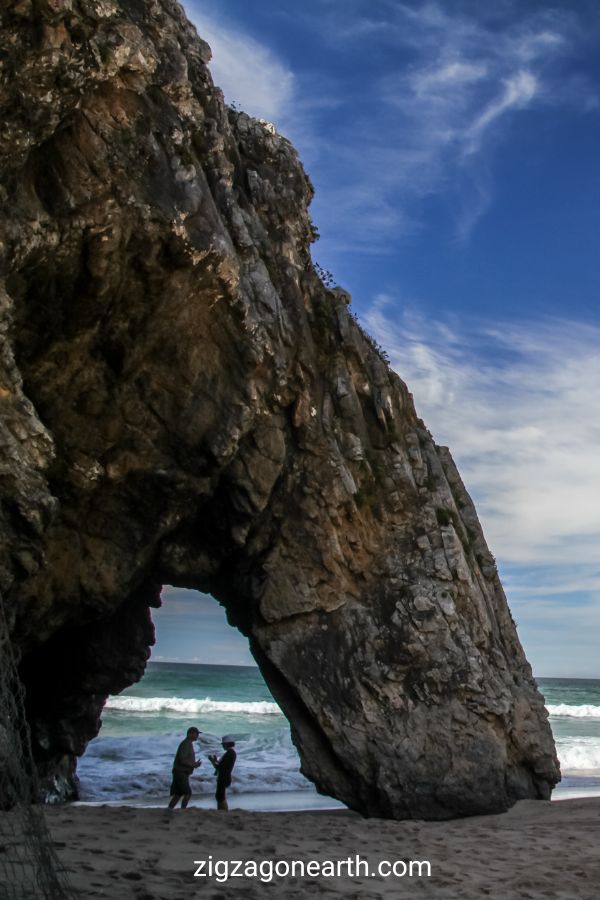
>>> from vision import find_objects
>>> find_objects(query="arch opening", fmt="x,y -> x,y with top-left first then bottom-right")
64,587 -> 344,811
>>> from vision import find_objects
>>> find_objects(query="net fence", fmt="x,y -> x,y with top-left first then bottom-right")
0,591 -> 74,899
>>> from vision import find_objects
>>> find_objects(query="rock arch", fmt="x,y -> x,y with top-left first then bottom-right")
0,0 -> 558,818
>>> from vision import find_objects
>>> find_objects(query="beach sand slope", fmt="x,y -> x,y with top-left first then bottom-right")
43,798 -> 599,899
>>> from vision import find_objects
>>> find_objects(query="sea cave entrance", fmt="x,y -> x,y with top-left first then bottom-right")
76,586 -> 343,811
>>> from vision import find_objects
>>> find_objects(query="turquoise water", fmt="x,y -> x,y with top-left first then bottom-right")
537,677 -> 600,799
77,665 -> 600,805
101,663 -> 282,736
77,662 -> 308,804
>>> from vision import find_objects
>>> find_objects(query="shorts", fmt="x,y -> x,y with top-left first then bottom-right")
170,769 -> 191,797
216,776 -> 231,802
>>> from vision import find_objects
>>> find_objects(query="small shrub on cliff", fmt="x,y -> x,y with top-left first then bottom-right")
436,507 -> 453,528
314,261 -> 337,288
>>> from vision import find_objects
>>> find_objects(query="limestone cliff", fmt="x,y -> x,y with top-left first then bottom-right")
0,0 -> 559,817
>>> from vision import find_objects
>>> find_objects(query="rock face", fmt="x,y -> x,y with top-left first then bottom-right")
0,0 -> 559,817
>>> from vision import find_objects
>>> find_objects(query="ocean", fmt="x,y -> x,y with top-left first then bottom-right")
76,664 -> 600,809
538,677 -> 600,800
76,662 -> 339,811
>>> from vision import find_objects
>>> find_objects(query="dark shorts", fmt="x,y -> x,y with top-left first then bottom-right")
216,776 -> 231,802
170,769 -> 191,797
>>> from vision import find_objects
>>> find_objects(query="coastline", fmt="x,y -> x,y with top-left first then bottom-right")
71,780 -> 600,812
553,778 -> 600,801
73,789 -> 348,813
45,797 -> 600,899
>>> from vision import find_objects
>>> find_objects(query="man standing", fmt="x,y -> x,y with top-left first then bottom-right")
208,736 -> 237,811
168,726 -> 202,809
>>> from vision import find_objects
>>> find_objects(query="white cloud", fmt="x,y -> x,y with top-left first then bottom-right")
414,61 -> 488,94
373,16 -> 564,237
318,3 -> 590,245
157,587 -> 223,618
513,29 -> 565,62
463,70 -> 538,156
364,297 -> 600,569
185,5 -> 295,126
181,2 -> 594,252
362,296 -> 600,675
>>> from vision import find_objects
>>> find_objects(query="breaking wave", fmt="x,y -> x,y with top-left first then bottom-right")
105,696 -> 282,716
557,738 -> 600,772
547,704 -> 600,719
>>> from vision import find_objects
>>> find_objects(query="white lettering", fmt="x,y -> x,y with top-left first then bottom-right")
214,861 -> 228,883
193,860 -> 205,878
258,860 -> 273,882
409,860 -> 432,877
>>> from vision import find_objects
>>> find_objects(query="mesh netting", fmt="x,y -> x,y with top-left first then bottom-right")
0,592 -> 74,899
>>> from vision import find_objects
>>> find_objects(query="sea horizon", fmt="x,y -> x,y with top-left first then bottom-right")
150,659 -> 600,680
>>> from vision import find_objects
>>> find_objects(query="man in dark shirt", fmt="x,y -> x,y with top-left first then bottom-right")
208,736 -> 237,811
168,726 -> 202,809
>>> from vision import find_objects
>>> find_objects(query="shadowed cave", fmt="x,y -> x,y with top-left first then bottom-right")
1,0 -> 560,820
18,579 -> 349,810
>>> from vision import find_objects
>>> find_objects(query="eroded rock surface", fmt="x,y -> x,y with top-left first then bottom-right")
0,0 -> 559,817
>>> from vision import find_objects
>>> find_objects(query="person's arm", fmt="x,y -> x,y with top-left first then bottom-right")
190,743 -> 202,769
181,741 -> 201,771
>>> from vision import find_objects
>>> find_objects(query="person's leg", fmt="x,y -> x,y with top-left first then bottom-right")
181,792 -> 191,809
168,795 -> 180,809
216,780 -> 228,810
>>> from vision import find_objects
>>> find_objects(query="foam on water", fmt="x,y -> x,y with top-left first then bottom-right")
106,696 -> 282,716
78,728 -> 309,801
546,704 -> 600,719
75,668 -> 600,805
555,737 -> 600,772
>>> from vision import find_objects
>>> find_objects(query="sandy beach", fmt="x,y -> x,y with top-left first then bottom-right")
41,797 -> 599,899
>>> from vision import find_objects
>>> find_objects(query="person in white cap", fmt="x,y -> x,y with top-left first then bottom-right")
208,736 -> 237,811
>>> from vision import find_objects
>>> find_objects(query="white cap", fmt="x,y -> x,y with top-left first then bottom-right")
222,735 -> 235,745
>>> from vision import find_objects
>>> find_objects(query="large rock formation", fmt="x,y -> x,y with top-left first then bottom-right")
0,0 -> 559,817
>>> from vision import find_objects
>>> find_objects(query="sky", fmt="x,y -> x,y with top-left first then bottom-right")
153,0 -> 600,678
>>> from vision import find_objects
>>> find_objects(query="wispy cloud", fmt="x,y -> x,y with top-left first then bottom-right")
462,70 -> 538,157
185,5 -> 295,126
362,295 -> 600,674
364,296 -> 600,568
181,2 -> 595,252
307,2 -> 593,250
357,5 -> 574,240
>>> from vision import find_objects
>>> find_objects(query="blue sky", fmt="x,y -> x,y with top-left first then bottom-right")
153,0 -> 600,677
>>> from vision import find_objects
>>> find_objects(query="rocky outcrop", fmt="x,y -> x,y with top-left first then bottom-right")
0,0 -> 559,816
